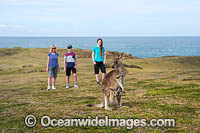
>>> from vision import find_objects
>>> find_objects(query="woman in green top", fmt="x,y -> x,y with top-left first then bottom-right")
92,38 -> 106,85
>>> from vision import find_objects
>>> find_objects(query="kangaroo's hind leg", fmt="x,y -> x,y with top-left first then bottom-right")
104,93 -> 111,110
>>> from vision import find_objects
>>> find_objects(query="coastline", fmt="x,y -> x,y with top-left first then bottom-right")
1,47 -> 200,59
1,36 -> 200,58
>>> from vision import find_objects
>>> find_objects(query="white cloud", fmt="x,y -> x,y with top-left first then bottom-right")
0,24 -> 31,33
11,25 -> 25,30
0,24 -> 24,29
0,24 -> 7,28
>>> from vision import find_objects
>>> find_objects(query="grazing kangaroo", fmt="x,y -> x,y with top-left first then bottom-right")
90,53 -> 128,110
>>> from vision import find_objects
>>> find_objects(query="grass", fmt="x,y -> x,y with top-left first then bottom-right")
0,47 -> 200,132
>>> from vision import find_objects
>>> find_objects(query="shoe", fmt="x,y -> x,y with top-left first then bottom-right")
47,86 -> 51,90
66,85 -> 69,89
52,86 -> 56,90
97,82 -> 101,85
74,84 -> 79,88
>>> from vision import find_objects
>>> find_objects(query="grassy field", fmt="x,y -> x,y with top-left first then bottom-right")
0,47 -> 200,132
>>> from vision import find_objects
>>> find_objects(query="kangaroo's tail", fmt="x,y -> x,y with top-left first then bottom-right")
87,102 -> 104,108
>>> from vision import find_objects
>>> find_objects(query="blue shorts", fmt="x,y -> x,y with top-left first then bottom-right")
48,66 -> 58,78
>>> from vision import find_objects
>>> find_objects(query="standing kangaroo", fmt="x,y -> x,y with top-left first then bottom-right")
111,53 -> 128,92
94,53 -> 128,110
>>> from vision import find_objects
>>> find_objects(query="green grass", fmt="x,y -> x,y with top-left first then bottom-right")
0,48 -> 200,132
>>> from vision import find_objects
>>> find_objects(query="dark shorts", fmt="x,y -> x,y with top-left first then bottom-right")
94,61 -> 106,74
66,67 -> 76,76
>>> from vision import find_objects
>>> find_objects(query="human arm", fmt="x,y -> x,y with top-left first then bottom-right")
46,56 -> 50,72
92,51 -> 96,64
64,56 -> 66,72
57,57 -> 60,72
103,51 -> 106,64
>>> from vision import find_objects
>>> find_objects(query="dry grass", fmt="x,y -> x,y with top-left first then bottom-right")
0,48 -> 200,132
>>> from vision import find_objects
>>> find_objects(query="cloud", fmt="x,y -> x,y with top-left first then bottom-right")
0,24 -> 33,34
0,24 -> 25,29
11,25 -> 25,30
0,0 -> 73,7
0,24 -> 7,28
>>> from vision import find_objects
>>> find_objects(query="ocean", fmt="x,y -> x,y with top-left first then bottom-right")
0,36 -> 200,58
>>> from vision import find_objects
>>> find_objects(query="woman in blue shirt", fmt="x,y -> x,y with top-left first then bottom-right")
92,38 -> 106,85
46,45 -> 60,90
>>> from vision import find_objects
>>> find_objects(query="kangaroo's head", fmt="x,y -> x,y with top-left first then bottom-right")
111,53 -> 124,69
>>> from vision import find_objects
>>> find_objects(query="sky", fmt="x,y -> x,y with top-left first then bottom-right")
0,0 -> 200,37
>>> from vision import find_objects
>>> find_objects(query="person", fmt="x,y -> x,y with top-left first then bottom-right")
64,45 -> 78,89
92,38 -> 106,85
46,45 -> 60,90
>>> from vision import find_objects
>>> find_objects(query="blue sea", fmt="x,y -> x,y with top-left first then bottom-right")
0,36 -> 200,58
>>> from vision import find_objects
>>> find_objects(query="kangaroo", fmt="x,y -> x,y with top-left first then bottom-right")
111,53 -> 128,92
90,53 -> 128,110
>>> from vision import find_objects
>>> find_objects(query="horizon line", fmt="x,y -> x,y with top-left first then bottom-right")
0,35 -> 200,38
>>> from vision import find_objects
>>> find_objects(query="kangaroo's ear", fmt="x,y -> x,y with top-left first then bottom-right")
114,54 -> 119,60
111,52 -> 115,57
119,53 -> 123,60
